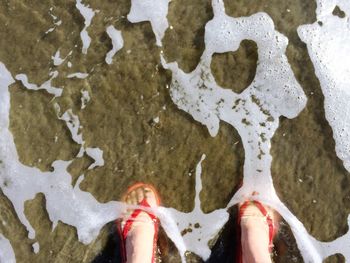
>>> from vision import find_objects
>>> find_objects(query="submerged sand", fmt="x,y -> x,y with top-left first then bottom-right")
0,0 -> 349,262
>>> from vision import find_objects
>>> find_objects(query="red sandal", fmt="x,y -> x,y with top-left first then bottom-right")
116,183 -> 161,263
237,200 -> 276,263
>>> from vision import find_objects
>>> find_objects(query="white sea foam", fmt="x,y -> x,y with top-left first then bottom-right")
162,1 -> 307,193
1,61 -> 218,261
127,0 -> 171,46
55,104 -> 105,170
0,234 -> 15,263
32,242 -> 39,254
105,25 -> 124,65
160,0 -> 350,261
158,155 -> 229,261
67,72 -> 89,79
86,147 -> 104,170
2,0 -> 350,261
51,50 -> 72,67
81,89 -> 91,109
0,62 -> 123,249
76,0 -> 95,54
15,71 -> 62,97
52,50 -> 65,66
45,27 -> 55,34
298,0 -> 350,172
295,1 -> 350,259
59,109 -> 84,146
45,8 -> 62,34
153,116 -> 160,124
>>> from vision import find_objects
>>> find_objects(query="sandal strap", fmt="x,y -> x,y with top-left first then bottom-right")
119,198 -> 159,263
122,198 -> 157,239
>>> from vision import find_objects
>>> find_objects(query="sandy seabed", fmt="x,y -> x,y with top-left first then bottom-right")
0,0 -> 349,262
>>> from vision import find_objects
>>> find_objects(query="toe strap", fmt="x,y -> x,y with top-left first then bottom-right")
122,198 -> 158,240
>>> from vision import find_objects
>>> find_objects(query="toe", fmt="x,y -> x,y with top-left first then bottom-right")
130,190 -> 138,205
144,187 -> 157,206
125,195 -> 132,205
136,187 -> 145,203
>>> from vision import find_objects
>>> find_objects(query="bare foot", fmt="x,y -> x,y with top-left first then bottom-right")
239,201 -> 280,263
120,184 -> 160,263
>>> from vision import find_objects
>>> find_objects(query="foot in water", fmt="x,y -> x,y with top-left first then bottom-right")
117,184 -> 279,263
239,200 -> 280,263
117,183 -> 160,263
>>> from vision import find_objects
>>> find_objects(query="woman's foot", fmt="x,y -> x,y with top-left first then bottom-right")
118,183 -> 160,263
239,201 -> 280,263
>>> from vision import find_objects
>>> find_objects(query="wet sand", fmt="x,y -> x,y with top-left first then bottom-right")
0,0 -> 349,262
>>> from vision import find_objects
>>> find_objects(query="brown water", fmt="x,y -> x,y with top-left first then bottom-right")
0,0 -> 349,262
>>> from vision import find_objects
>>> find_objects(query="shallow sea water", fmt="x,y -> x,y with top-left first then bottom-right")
0,0 -> 349,262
